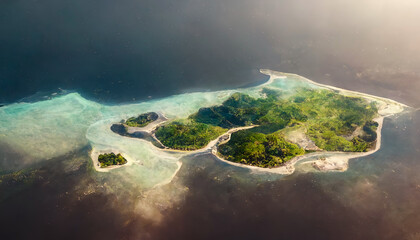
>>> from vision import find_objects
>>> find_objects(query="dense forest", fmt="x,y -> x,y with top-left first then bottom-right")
98,153 -> 127,168
125,112 -> 158,127
155,121 -> 226,150
154,87 -> 379,167
219,131 -> 304,167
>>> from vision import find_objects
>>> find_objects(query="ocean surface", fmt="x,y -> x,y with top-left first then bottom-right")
0,75 -> 418,240
1,0 -> 420,240
1,0 -> 420,107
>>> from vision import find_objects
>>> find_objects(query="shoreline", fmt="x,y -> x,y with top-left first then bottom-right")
206,71 -> 408,175
125,112 -> 168,134
303,117 -> 384,172
260,69 -> 410,110
90,69 -> 410,178
209,114 -> 386,175
90,148 -> 134,172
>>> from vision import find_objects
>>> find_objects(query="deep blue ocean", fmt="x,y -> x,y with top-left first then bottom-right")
0,0 -> 419,239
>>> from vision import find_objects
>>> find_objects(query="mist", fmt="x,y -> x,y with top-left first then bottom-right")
1,0 -> 419,105
1,1 -> 420,239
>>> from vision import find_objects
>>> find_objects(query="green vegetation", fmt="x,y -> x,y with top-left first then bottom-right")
98,153 -> 127,168
155,121 -> 226,150
153,87 -> 379,167
219,130 -> 304,168
191,90 -> 308,130
297,89 -> 378,152
125,112 -> 158,127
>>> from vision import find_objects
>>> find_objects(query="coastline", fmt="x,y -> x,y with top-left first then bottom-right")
260,69 -> 410,110
90,148 -> 134,172
90,69 -> 410,178
125,112 -> 168,134
303,117 -> 384,172
206,71 -> 408,175
206,70 -> 408,174
209,113 -> 386,175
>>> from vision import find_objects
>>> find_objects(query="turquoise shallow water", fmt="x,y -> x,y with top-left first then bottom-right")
1,0 -> 419,238
0,90 -> 230,187
0,75 -> 418,240
0,75 -> 317,187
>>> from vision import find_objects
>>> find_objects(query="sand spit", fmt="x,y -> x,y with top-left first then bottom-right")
260,69 -> 410,110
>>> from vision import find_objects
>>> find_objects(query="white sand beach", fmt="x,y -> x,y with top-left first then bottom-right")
90,148 -> 134,172
90,69 -> 410,177
207,70 -> 409,175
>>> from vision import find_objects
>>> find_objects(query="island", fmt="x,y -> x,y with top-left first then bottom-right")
111,112 -> 159,136
98,152 -> 127,168
150,87 -> 379,168
110,112 -> 166,144
125,112 -> 158,127
103,70 -> 407,174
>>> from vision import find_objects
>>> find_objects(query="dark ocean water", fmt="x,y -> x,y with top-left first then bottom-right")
1,0 -> 420,106
0,110 -> 418,240
147,112 -> 420,240
1,0 -> 420,239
